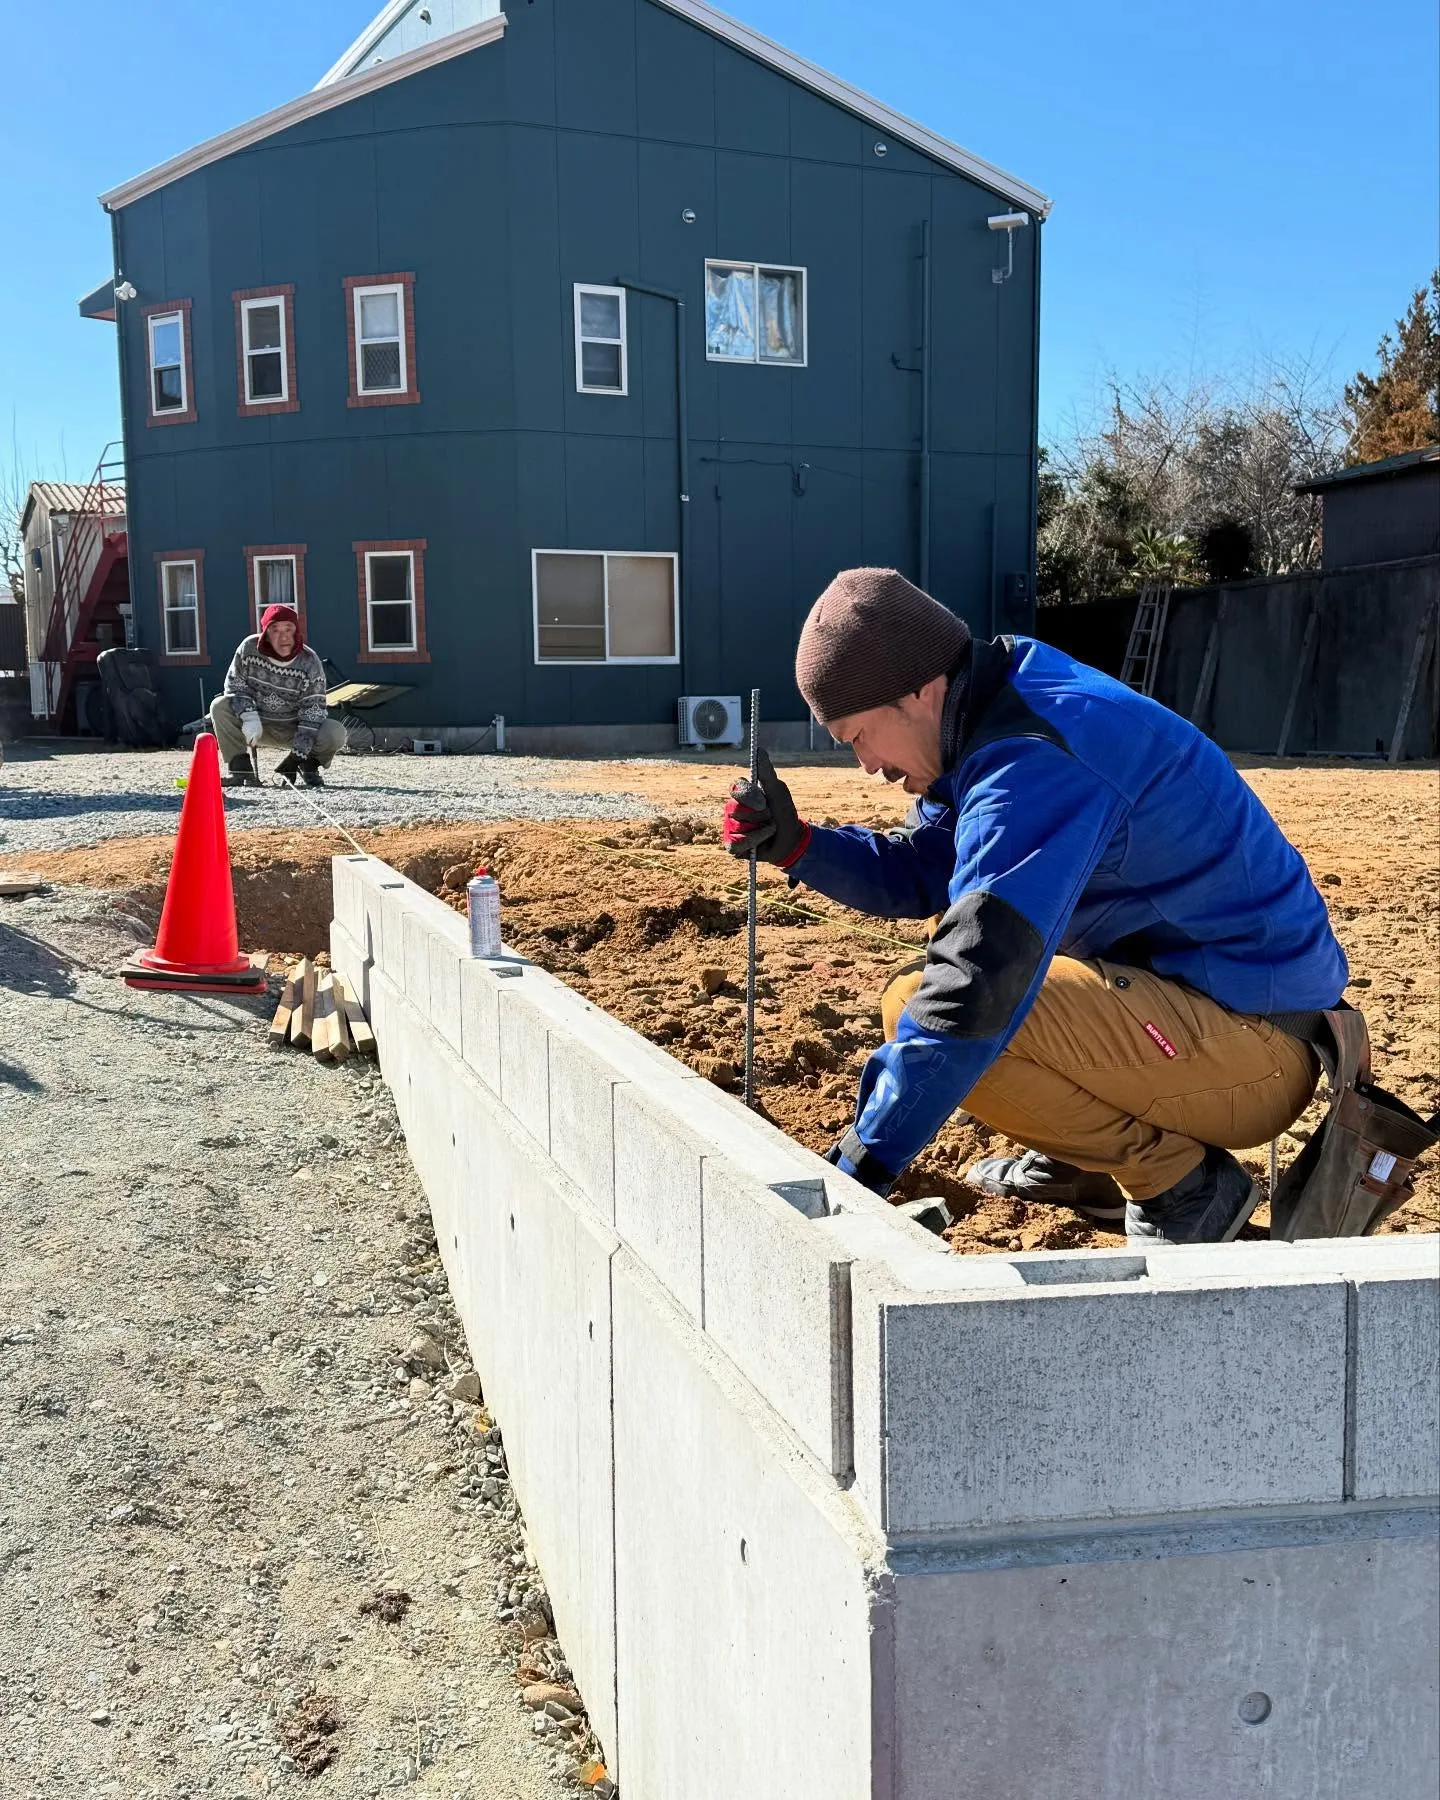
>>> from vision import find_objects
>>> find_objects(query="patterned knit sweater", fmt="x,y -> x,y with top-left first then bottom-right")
223,637 -> 329,758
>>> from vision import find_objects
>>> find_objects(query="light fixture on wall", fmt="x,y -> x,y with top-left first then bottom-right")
114,280 -> 137,302
987,211 -> 1030,285
681,208 -> 696,224
873,141 -> 888,157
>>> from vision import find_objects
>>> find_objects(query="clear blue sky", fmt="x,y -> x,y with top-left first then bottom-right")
4,0 -> 1436,482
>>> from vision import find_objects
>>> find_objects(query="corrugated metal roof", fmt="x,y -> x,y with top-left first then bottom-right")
27,480 -> 127,516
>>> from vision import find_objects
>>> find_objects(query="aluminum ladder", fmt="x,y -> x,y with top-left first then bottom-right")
1119,583 -> 1172,697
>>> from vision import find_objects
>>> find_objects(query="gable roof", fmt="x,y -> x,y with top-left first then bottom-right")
100,1 -> 1049,217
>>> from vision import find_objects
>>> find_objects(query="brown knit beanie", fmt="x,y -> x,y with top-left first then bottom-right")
796,568 -> 971,724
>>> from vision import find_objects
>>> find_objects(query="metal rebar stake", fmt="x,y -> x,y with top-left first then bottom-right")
744,688 -> 760,1110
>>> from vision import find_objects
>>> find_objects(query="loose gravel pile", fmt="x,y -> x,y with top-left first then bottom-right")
0,886 -> 609,1798
0,746 -> 656,855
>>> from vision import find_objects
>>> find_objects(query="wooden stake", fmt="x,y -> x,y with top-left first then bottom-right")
333,974 -> 377,1056
312,970 -> 338,1061
269,976 -> 299,1048
291,959 -> 317,1049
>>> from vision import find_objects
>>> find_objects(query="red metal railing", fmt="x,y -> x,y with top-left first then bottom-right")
40,442 -> 126,713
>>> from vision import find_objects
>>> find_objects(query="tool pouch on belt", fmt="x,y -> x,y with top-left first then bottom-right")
1270,1006 -> 1438,1240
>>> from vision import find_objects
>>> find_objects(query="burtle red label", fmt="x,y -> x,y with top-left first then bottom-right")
1144,1020 -> 1178,1058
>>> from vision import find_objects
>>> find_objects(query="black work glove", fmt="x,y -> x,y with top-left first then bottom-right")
723,748 -> 812,868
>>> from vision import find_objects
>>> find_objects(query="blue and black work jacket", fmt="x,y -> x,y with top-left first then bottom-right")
790,634 -> 1348,1191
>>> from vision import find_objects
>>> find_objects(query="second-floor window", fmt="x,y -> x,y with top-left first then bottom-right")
235,288 -> 298,411
345,275 -> 419,407
574,285 -> 627,394
148,310 -> 188,415
355,285 -> 405,393
704,261 -> 806,366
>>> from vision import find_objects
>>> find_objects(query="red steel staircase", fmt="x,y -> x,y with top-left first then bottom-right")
40,444 -> 129,731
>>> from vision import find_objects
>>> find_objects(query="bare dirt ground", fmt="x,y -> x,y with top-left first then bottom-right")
0,890 -> 606,1799
10,756 -> 1437,1247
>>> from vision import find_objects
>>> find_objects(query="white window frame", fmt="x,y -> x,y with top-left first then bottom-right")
148,311 -> 187,415
240,296 -> 289,405
160,558 -> 201,657
353,282 -> 407,396
363,549 -> 418,653
573,283 -> 628,395
704,260 -> 808,367
252,553 -> 299,629
531,549 -> 680,667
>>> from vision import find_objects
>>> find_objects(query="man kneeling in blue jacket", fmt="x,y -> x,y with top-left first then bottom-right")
723,568 -> 1346,1244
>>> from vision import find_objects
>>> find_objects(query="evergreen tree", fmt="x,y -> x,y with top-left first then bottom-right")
1343,274 -> 1440,464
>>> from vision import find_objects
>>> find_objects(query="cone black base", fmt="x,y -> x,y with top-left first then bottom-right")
121,957 -> 267,995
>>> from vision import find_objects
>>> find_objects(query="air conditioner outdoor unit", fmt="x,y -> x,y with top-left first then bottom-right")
677,694 -> 744,749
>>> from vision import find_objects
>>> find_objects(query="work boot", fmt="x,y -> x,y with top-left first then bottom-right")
224,755 -> 260,789
273,752 -> 300,785
965,1150 -> 1127,1224
299,757 -> 325,789
1124,1146 -> 1260,1246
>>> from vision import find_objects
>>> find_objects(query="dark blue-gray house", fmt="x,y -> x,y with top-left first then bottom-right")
91,0 -> 1049,747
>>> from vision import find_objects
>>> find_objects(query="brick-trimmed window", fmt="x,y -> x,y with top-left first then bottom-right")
354,539 -> 429,663
244,545 -> 308,632
143,301 -> 197,425
154,552 -> 209,664
233,287 -> 299,414
344,275 -> 419,407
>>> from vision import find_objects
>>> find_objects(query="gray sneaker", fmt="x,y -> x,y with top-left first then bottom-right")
965,1150 -> 1127,1223
1125,1147 -> 1260,1245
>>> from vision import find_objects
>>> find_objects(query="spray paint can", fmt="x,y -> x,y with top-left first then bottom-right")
466,866 -> 502,958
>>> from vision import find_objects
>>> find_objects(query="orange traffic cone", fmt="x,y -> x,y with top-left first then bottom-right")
123,733 -> 266,994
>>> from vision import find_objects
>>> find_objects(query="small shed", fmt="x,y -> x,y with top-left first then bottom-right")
1297,446 -> 1440,571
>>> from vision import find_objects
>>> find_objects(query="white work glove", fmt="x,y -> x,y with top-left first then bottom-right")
241,712 -> 263,747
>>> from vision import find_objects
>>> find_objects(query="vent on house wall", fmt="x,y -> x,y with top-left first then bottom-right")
677,695 -> 744,748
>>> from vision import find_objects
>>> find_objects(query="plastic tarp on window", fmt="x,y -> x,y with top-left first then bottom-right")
759,269 -> 803,363
706,264 -> 756,361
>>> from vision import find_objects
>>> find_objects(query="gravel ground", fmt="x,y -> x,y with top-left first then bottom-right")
0,745 -> 658,855
0,886 -> 609,1799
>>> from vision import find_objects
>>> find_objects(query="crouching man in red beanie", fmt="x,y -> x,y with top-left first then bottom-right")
209,603 -> 347,788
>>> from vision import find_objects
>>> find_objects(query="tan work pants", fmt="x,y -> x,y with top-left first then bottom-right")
882,955 -> 1319,1201
209,696 -> 347,767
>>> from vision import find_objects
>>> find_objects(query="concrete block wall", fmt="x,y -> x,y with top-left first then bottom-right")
330,854 -> 1440,1800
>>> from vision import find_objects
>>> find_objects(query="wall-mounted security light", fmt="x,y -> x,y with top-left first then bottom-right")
987,211 -> 1030,285
418,7 -> 432,20
113,280 -> 137,302
873,142 -> 888,158
681,208 -> 697,224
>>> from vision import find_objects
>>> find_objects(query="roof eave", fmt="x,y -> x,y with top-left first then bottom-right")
98,13 -> 507,211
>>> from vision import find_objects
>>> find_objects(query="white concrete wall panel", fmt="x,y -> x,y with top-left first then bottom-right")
700,1160 -> 853,1476
612,1251 -> 881,1800
612,1084 -> 705,1321
497,987 -> 552,1151
852,1268 -> 1350,1533
888,1528 -> 1440,1800
328,918 -> 368,1011
1351,1270 -> 1440,1501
